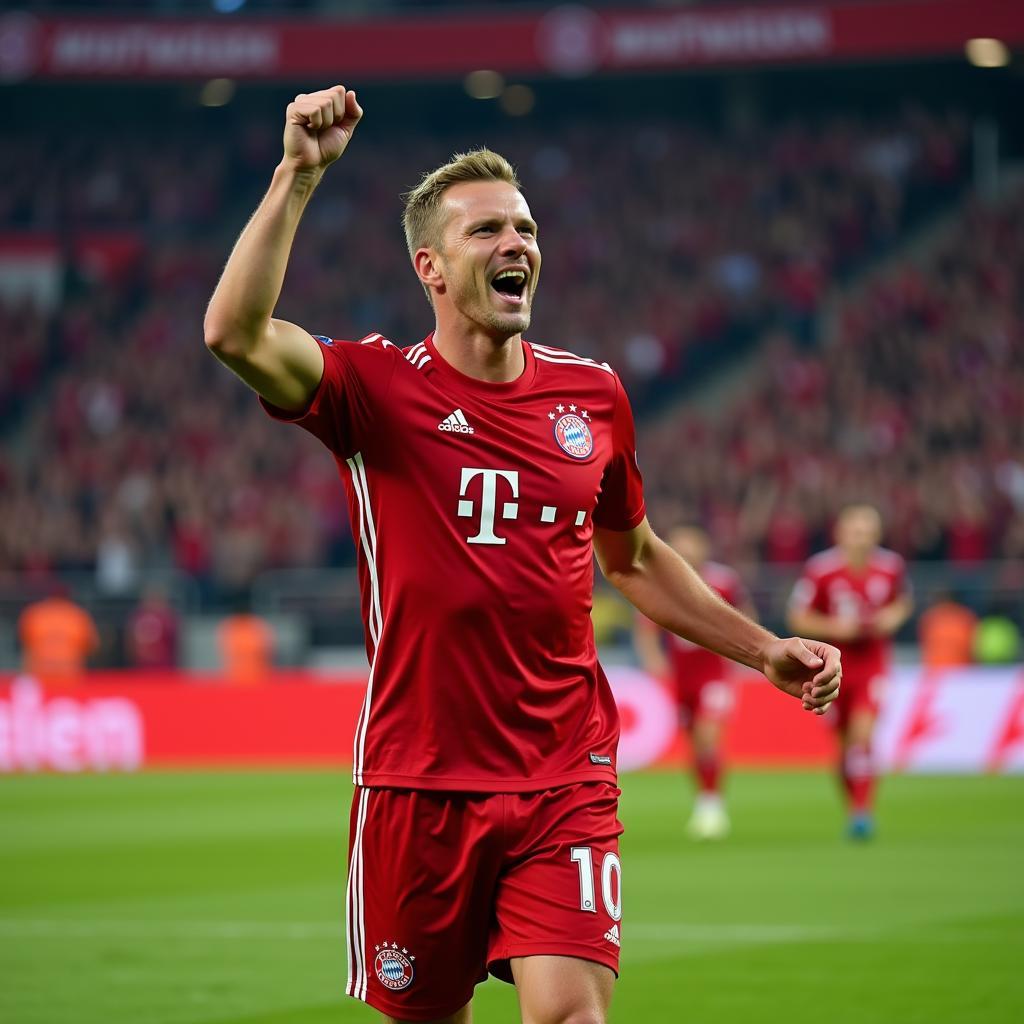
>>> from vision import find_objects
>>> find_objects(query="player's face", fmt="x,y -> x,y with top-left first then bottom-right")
836,507 -> 882,559
435,181 -> 541,340
668,527 -> 710,569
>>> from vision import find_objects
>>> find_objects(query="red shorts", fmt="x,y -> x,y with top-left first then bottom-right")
675,673 -> 734,727
344,782 -> 623,1021
833,670 -> 885,729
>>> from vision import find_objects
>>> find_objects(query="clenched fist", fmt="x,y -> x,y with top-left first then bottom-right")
761,636 -> 842,715
282,85 -> 363,172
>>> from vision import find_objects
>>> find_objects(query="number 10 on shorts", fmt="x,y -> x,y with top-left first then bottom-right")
570,847 -> 622,920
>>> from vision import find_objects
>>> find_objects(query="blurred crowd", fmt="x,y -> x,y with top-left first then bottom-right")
644,186 -> 1024,567
0,103 -> 992,601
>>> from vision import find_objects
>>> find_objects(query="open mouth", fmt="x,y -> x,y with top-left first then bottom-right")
490,267 -> 528,305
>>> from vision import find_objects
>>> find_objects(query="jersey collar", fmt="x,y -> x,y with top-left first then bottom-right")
422,332 -> 537,399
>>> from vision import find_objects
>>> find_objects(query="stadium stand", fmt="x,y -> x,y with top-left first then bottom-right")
642,181 -> 1024,569
0,106 -> 973,614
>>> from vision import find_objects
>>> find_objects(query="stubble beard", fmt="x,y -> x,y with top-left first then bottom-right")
452,269 -> 532,342
478,304 -> 531,342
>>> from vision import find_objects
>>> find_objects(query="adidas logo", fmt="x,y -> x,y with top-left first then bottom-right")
604,924 -> 620,947
438,409 -> 475,434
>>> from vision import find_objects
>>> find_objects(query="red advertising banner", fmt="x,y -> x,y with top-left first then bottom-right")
0,2 -> 1020,83
1,666 -> 1022,774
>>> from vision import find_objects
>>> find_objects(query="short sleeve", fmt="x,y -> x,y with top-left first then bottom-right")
259,334 -> 397,459
788,572 -> 826,614
593,375 -> 646,531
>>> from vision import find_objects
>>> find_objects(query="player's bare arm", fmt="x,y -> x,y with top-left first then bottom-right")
871,593 -> 915,637
595,519 -> 841,714
204,85 -> 363,410
786,606 -> 863,643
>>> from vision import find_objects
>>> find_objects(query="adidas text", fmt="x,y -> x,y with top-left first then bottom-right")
438,409 -> 475,434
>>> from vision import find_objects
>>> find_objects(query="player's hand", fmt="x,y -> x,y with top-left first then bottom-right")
761,637 -> 841,715
827,616 -> 862,642
282,85 -> 363,173
871,603 -> 905,637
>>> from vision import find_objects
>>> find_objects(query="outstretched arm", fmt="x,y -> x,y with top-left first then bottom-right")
595,518 -> 841,714
204,85 -> 363,410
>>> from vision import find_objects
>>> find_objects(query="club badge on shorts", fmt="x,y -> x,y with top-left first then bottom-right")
549,403 -> 594,459
374,941 -> 416,991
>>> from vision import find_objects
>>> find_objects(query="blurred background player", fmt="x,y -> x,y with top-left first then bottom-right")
125,584 -> 180,670
788,504 -> 913,840
634,525 -> 756,840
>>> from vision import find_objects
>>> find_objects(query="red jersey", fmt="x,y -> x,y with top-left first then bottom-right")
126,604 -> 178,669
665,561 -> 747,684
263,332 -> 646,792
789,546 -> 908,681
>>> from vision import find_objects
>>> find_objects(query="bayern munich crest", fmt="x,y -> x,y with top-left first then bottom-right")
553,411 -> 594,459
374,942 -> 416,991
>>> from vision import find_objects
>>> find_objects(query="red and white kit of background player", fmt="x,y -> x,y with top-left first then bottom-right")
788,505 -> 913,840
204,84 -> 842,1024
634,526 -> 755,840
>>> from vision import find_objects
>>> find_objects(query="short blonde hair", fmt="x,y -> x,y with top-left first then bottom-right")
402,148 -> 521,259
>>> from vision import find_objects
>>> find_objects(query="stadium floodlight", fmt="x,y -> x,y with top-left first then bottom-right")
200,78 -> 237,107
965,38 -> 1010,68
464,70 -> 505,100
500,84 -> 536,117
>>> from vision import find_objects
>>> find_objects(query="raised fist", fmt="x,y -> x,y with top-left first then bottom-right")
282,85 -> 363,172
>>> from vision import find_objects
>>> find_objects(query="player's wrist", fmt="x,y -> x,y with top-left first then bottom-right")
751,632 -> 782,674
274,158 -> 326,195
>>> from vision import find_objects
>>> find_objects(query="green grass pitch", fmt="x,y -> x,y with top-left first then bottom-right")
2,769 -> 1022,1023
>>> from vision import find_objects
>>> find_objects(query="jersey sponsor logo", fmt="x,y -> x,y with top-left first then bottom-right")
455,466 -> 593,545
554,413 -> 594,459
457,467 -> 519,545
312,334 -> 334,346
604,923 -> 621,947
438,408 -> 475,434
373,942 -> 416,991
589,752 -> 613,765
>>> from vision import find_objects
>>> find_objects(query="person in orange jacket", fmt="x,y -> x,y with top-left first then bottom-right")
18,588 -> 100,687
217,611 -> 275,685
918,591 -> 977,669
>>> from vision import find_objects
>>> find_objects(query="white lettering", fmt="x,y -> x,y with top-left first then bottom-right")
85,699 -> 143,770
611,10 -> 831,64
47,699 -> 84,772
51,25 -> 278,74
0,678 -> 143,773
458,468 -> 519,546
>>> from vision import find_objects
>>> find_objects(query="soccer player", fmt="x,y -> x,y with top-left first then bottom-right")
787,504 -> 912,840
204,85 -> 841,1024
634,525 -> 755,840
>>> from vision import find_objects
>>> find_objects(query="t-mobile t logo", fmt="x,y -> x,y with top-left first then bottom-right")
458,468 -> 519,545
